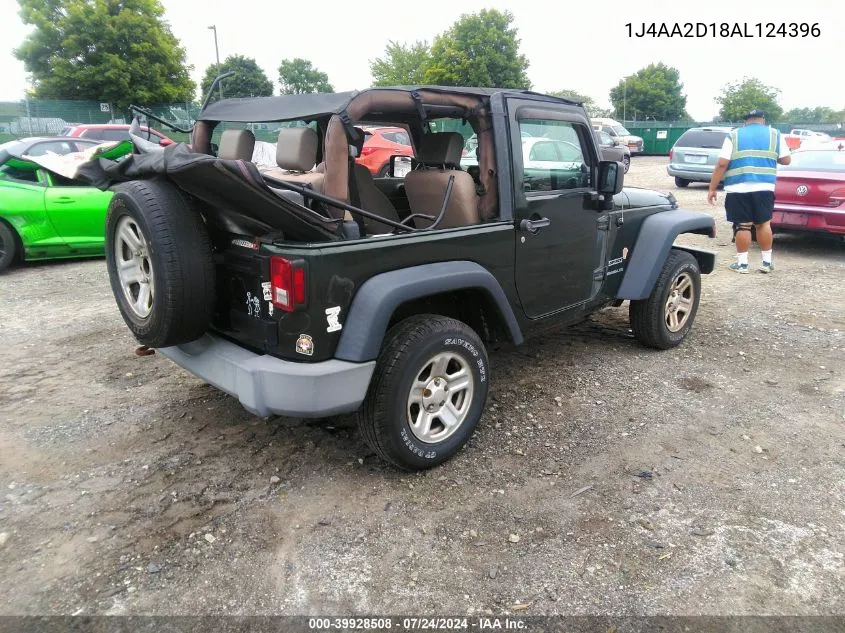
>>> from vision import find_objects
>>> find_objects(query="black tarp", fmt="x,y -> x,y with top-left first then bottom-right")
76,143 -> 342,242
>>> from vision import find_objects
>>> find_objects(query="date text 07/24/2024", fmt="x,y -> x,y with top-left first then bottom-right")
626,22 -> 821,38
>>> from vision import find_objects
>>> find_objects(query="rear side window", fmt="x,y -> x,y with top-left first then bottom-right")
25,141 -> 76,156
0,165 -> 42,184
676,130 -> 729,149
382,131 -> 411,146
98,129 -> 131,142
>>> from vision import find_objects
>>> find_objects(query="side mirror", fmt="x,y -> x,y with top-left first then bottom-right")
612,139 -> 621,147
597,160 -> 624,195
389,154 -> 413,178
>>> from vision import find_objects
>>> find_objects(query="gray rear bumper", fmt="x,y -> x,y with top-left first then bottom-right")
158,334 -> 375,418
666,165 -> 714,181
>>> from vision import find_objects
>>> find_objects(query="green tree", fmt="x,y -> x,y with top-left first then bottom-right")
424,9 -> 530,89
550,89 -> 596,115
783,106 -> 838,123
201,55 -> 273,100
14,0 -> 195,108
715,77 -> 783,122
277,58 -> 333,94
370,40 -> 431,86
609,64 -> 687,121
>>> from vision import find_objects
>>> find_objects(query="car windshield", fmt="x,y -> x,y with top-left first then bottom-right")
612,125 -> 630,136
779,149 -> 845,173
676,130 -> 730,149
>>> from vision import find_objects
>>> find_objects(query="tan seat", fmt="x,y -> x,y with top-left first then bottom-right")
404,132 -> 479,229
343,127 -> 401,234
218,129 -> 255,161
262,127 -> 325,193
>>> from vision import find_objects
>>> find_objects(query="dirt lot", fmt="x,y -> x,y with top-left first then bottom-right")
1,156 -> 843,617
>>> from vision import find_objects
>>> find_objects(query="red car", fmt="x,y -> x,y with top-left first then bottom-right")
773,142 -> 845,236
60,124 -> 175,146
357,126 -> 414,176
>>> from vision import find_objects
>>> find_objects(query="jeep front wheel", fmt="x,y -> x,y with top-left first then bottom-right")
629,249 -> 701,349
358,315 -> 489,470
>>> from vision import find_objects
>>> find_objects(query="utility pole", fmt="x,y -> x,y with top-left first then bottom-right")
208,25 -> 223,100
623,77 -> 627,122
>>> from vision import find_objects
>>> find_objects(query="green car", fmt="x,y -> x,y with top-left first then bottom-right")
0,137 -> 114,272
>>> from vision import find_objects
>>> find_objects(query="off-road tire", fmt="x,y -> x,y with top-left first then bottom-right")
105,179 -> 215,348
0,221 -> 19,273
629,249 -> 701,350
674,177 -> 690,188
358,315 -> 489,470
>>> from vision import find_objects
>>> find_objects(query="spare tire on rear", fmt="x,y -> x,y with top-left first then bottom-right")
105,179 -> 215,348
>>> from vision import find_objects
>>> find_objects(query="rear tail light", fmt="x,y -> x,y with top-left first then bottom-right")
828,189 -> 845,207
669,149 -> 673,160
270,256 -> 306,312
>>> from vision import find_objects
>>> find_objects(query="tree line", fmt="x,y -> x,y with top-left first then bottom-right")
13,1 -> 843,124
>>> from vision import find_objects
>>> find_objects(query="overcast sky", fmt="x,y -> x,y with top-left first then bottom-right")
0,0 -> 839,120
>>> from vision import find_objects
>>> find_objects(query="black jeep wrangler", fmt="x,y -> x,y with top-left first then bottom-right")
85,86 -> 716,470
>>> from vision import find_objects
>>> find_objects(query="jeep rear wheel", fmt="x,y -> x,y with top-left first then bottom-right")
105,180 -> 215,348
629,249 -> 701,349
358,315 -> 489,470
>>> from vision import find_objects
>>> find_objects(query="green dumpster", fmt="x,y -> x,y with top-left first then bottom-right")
624,124 -> 695,155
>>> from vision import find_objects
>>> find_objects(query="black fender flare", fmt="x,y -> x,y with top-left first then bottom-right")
334,261 -> 523,362
617,209 -> 716,300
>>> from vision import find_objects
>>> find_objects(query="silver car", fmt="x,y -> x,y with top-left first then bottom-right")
667,126 -> 734,188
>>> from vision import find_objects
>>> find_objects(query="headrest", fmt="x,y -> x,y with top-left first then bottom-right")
276,127 -> 318,172
218,129 -> 255,161
416,132 -> 464,165
348,127 -> 366,158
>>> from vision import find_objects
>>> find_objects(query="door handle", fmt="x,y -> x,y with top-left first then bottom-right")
52,198 -> 74,204
519,216 -> 550,234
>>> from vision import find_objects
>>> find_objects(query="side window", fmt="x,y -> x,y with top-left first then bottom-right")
518,119 -> 590,192
100,129 -> 130,142
602,126 -> 615,136
81,129 -> 102,140
528,141 -> 559,162
24,141 -> 75,156
0,165 -> 43,185
50,173 -> 89,187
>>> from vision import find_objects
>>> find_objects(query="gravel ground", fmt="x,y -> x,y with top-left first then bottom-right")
0,156 -> 843,617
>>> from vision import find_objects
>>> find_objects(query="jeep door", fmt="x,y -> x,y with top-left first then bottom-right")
508,99 -> 607,318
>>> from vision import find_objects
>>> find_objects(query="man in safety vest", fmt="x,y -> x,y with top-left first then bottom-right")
708,109 -> 791,273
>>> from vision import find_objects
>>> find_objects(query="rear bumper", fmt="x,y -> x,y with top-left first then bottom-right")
772,205 -> 845,235
159,334 -> 375,418
667,165 -> 714,181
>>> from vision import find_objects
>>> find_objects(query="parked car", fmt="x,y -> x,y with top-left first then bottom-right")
667,126 -> 734,188
357,126 -> 414,176
772,142 -> 845,236
595,129 -> 631,173
0,137 -> 112,272
784,129 -> 832,151
82,85 -> 715,470
60,123 -> 175,146
591,118 -> 644,153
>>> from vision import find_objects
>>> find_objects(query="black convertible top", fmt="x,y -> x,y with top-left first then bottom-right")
197,86 -> 577,123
